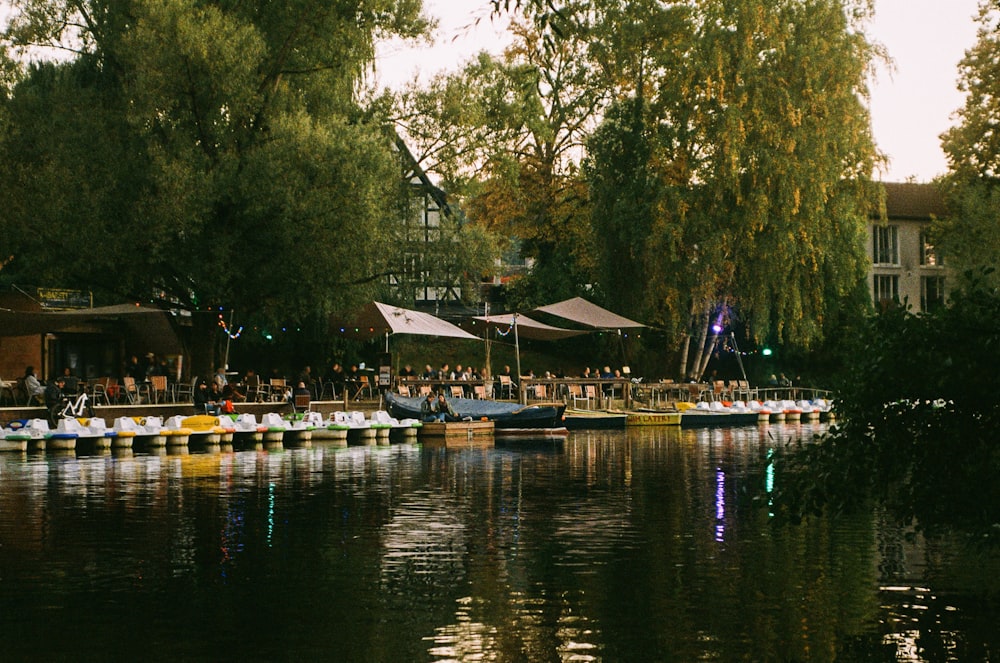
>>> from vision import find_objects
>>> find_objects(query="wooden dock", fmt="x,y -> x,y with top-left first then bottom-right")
418,420 -> 494,448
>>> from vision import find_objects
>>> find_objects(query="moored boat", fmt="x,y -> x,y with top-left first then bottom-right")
565,409 -> 628,430
0,426 -> 30,452
385,392 -> 565,430
623,409 -> 680,427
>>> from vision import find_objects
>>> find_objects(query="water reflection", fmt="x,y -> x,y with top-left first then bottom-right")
0,424 -> 996,662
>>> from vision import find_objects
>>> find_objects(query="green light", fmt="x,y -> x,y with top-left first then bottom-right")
762,348 -> 772,356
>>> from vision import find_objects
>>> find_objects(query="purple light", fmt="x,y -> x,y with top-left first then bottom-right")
712,324 -> 723,334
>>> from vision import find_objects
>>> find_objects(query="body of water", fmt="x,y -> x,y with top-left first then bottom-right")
0,423 -> 997,661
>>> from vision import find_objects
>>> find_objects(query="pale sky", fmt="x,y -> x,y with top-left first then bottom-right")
375,0 -> 984,184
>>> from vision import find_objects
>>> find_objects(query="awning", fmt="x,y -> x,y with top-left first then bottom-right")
0,304 -> 174,337
333,302 -> 479,341
533,297 -> 646,330
468,313 -> 587,341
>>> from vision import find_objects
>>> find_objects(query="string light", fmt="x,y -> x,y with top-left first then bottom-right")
494,322 -> 515,337
218,315 -> 243,339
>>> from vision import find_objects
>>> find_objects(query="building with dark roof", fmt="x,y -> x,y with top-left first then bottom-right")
868,182 -> 949,312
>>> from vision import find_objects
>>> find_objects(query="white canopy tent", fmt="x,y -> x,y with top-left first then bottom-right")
532,297 -> 646,331
333,301 -> 480,347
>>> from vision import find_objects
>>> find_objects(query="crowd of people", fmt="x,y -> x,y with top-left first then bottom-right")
9,355 -> 801,420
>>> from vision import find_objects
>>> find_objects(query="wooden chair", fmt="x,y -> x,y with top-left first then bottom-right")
531,384 -> 547,400
569,384 -> 593,409
397,384 -> 412,397
121,376 -> 151,404
244,374 -> 268,402
353,375 -> 373,400
473,385 -> 487,400
174,377 -> 198,403
450,385 -> 465,399
418,384 -> 432,397
293,393 -> 311,412
498,374 -> 515,399
687,383 -> 708,402
149,375 -> 169,403
269,378 -> 287,402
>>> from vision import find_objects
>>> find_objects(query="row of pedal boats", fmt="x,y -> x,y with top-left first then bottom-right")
570,398 -> 837,430
678,398 -> 835,425
0,410 -> 423,452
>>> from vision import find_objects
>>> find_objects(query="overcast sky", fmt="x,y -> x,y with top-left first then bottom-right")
375,0 -> 984,184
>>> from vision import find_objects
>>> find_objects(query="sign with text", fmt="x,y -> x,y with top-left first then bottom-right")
36,288 -> 92,310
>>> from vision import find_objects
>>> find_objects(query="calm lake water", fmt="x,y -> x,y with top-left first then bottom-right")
1,423 -> 998,662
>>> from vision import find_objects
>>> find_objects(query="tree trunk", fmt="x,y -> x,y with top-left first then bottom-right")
189,312 -> 218,382
677,334 -> 691,380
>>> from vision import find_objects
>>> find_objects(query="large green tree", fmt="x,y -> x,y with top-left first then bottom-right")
0,0 -> 429,374
584,0 -> 881,379
939,2 -> 1000,290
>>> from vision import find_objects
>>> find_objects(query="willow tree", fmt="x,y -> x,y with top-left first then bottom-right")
585,0 -> 882,379
938,2 -> 1000,290
0,0 -> 429,375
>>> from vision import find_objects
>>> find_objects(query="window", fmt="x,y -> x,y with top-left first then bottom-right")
921,276 -> 946,312
873,274 -> 898,305
873,225 -> 899,265
920,232 -> 943,266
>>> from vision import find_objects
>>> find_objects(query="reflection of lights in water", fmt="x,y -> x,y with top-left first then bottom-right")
425,596 -> 498,661
556,601 -> 601,662
715,468 -> 725,542
380,491 -> 467,589
267,481 -> 275,547
766,448 -> 775,517
879,585 -> 960,661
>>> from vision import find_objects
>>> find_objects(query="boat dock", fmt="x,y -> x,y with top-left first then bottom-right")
418,420 -> 495,448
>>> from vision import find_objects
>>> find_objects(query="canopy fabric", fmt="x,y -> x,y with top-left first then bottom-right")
533,297 -> 646,330
335,301 -> 479,340
469,313 -> 587,341
0,304 -> 173,337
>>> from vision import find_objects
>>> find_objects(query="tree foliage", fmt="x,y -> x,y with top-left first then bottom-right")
0,0 -> 430,373
392,16 -> 602,308
770,271 -> 1000,542
581,0 -> 882,378
939,2 -> 1000,291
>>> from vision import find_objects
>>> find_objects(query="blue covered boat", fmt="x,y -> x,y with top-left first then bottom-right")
385,392 -> 565,430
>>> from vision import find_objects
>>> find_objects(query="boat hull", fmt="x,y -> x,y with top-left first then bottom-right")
625,411 -> 681,427
565,410 -> 628,430
680,411 -> 760,428
386,393 -> 565,430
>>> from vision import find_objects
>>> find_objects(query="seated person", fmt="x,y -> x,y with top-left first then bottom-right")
44,376 -> 66,425
420,392 -> 439,422
223,381 -> 246,402
435,393 -> 466,422
193,379 -> 220,415
288,381 -> 311,412
60,367 -> 80,395
23,366 -> 45,405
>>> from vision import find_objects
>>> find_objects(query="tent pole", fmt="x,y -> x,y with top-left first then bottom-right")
514,313 -> 522,393
483,302 -> 492,379
223,310 -> 234,370
730,332 -> 748,382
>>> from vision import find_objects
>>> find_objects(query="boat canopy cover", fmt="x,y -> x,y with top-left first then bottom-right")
468,313 -> 587,341
533,297 -> 646,330
334,301 -> 479,340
